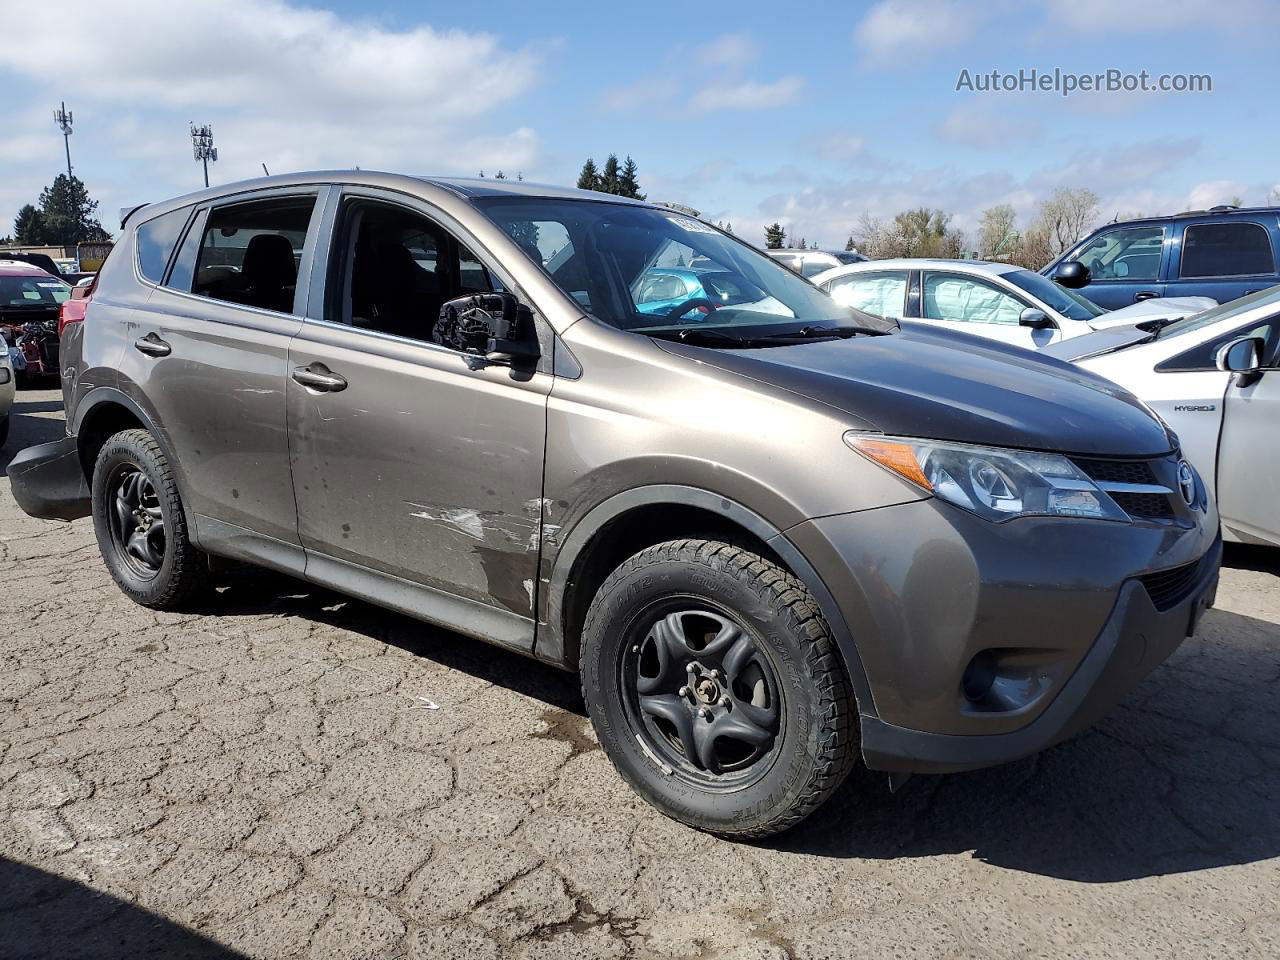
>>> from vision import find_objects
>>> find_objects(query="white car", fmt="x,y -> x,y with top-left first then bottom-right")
1044,285 -> 1280,546
811,259 -> 1212,351
0,342 -> 13,447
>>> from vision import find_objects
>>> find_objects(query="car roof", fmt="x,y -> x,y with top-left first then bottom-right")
123,171 -> 656,228
1092,205 -> 1280,228
821,258 -> 1022,274
768,248 -> 854,256
0,259 -> 59,278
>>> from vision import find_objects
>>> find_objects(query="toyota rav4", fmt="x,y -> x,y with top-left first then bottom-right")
9,173 -> 1221,837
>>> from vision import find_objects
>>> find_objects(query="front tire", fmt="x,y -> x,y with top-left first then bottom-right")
581,539 -> 857,838
91,428 -> 202,609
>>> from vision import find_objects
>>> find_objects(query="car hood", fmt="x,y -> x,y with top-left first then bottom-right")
657,323 -> 1174,457
1089,296 -> 1216,331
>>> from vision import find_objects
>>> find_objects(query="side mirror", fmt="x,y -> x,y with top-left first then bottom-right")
1019,308 -> 1054,330
1216,336 -> 1264,374
434,292 -> 539,366
1052,261 -> 1091,289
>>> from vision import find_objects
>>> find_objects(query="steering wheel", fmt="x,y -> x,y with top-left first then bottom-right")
665,298 -> 719,321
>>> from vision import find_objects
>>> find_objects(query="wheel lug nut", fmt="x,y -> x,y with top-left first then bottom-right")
678,685 -> 690,697
698,707 -> 711,719
631,645 -> 640,653
719,696 -> 731,707
686,663 -> 697,674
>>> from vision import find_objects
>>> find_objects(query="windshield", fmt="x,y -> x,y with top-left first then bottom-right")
1153,284 -> 1280,339
0,274 -> 71,307
1004,269 -> 1105,321
474,197 -> 893,341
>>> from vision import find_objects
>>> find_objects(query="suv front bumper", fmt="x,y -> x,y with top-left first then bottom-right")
787,497 -> 1220,775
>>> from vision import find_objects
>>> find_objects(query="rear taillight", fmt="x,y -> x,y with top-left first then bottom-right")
59,297 -> 88,337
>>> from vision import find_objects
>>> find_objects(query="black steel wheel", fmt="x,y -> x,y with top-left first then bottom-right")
91,428 -> 202,609
581,539 -> 858,838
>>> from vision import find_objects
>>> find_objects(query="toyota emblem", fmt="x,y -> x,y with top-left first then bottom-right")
1177,460 -> 1196,507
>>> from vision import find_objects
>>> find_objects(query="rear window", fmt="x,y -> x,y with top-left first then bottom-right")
0,275 -> 71,306
135,207 -> 192,284
191,196 -> 315,314
1180,222 -> 1275,278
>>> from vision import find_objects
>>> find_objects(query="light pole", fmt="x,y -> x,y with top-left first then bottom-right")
53,102 -> 73,180
190,123 -> 218,188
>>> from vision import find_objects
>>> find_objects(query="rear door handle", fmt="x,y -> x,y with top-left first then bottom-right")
1133,291 -> 1158,301
291,364 -> 348,392
134,333 -> 171,357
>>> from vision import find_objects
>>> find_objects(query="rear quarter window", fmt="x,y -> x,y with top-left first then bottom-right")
135,207 -> 193,284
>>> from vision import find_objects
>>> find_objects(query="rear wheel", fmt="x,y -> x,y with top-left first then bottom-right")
581,539 -> 857,838
0,414 -> 8,448
91,428 -> 202,609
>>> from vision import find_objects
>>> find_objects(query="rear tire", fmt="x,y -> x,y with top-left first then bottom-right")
91,428 -> 202,609
0,414 -> 8,448
581,539 -> 857,838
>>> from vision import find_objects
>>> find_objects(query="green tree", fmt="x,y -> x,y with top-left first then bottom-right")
844,235 -> 856,251
600,154 -> 621,195
764,222 -> 786,249
13,204 -> 48,244
36,175 -> 110,245
576,158 -> 600,191
494,170 -> 507,179
618,156 -> 645,199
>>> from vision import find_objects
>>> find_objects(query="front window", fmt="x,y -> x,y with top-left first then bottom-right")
1072,226 -> 1165,281
1155,285 -> 1280,342
923,273 -> 1026,325
1004,269 -> 1105,321
476,198 -> 877,342
0,275 -> 71,306
827,271 -> 908,319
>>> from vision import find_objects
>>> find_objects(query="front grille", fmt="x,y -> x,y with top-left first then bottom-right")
1109,491 -> 1175,521
1140,557 -> 1205,612
1073,458 -> 1158,486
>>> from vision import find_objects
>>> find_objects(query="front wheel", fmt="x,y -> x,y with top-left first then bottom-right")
91,428 -> 202,609
581,539 -> 857,838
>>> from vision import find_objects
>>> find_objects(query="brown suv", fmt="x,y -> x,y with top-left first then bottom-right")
9,173 -> 1220,837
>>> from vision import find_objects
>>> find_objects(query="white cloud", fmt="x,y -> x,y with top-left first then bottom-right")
1185,180 -> 1249,210
935,101 -> 1041,149
690,76 -> 805,112
854,0 -> 980,65
0,1 -> 547,232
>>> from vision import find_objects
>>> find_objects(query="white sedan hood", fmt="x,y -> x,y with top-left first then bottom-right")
1089,296 -> 1216,331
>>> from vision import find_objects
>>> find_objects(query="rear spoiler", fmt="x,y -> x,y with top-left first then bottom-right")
119,204 -> 149,229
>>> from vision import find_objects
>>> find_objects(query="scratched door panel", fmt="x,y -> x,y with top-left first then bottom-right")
287,320 -> 551,616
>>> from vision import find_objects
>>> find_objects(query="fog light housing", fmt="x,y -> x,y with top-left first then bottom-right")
962,650 -> 997,702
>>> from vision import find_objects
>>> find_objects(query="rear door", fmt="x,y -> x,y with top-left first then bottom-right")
1068,224 -> 1169,308
119,188 -> 326,560
286,188 -> 552,644
919,270 -> 1053,348
1167,217 -> 1280,305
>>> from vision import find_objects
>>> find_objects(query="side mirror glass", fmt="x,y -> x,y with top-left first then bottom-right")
434,292 -> 539,366
1216,336 -> 1264,373
1019,308 -> 1054,330
1052,260 -> 1091,289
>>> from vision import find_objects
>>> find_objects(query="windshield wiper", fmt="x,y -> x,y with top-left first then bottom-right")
644,328 -> 759,348
1135,317 -> 1181,339
762,323 -> 888,341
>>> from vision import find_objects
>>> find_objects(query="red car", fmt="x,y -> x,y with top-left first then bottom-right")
0,260 -> 70,383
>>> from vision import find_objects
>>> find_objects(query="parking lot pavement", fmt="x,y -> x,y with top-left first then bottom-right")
1,387 -> 1278,960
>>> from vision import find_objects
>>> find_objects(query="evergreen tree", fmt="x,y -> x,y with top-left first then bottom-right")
844,235 -> 856,251
797,237 -> 807,250
600,154 -> 621,195
13,204 -> 48,244
576,158 -> 601,191
618,156 -> 645,199
494,170 -> 507,179
725,222 -> 733,235
36,175 -> 110,245
764,223 -> 786,249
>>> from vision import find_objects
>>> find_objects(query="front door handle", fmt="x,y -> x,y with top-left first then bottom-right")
133,333 -> 171,357
1133,291 -> 1158,301
291,364 -> 348,392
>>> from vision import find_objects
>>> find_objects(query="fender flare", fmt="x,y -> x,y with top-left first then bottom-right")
72,386 -> 200,537
540,484 -> 876,720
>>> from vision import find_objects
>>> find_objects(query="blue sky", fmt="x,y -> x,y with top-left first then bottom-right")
2,0 -> 1277,248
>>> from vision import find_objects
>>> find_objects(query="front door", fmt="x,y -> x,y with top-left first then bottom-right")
287,190 -> 551,638
1068,224 -> 1168,309
1217,320 -> 1280,544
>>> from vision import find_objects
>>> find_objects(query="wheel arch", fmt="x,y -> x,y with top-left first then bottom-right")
539,484 -> 876,720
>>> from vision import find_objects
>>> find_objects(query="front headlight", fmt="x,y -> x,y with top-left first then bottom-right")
844,433 -> 1129,523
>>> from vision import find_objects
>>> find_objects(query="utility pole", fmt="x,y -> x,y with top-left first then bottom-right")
53,102 -> 73,180
190,123 -> 218,188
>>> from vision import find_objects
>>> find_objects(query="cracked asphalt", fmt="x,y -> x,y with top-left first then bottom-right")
2,388 -> 1278,959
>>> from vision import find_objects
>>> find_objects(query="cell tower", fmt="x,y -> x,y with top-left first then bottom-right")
190,123 -> 218,188
53,102 -> 73,180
